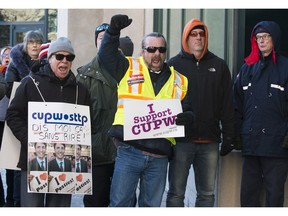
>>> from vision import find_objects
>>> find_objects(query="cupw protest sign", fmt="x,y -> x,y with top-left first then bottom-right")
27,102 -> 92,195
123,99 -> 184,141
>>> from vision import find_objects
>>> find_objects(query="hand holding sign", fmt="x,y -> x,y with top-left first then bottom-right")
124,99 -> 184,140
176,111 -> 195,126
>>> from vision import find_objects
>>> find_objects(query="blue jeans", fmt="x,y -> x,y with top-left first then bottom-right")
166,142 -> 219,207
109,142 -> 168,207
0,174 -> 4,206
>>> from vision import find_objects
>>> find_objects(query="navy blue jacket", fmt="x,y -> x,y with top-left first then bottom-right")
234,21 -> 288,157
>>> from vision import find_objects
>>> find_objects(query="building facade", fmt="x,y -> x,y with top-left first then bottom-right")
1,8 -> 288,207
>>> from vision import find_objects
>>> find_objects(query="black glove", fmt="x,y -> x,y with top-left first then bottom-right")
176,111 -> 195,126
220,137 -> 235,156
108,14 -> 133,35
234,136 -> 242,150
282,135 -> 288,148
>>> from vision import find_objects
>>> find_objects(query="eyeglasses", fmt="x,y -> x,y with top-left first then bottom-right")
1,53 -> 9,57
189,31 -> 205,37
96,23 -> 109,32
54,53 -> 75,62
255,34 -> 271,42
28,40 -> 42,45
143,46 -> 167,53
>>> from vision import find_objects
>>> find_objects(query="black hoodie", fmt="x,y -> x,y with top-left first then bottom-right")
167,19 -> 234,144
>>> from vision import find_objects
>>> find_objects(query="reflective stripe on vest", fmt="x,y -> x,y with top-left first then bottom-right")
127,57 -> 144,95
117,57 -> 187,109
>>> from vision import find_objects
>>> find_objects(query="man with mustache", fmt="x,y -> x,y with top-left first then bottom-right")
98,14 -> 194,207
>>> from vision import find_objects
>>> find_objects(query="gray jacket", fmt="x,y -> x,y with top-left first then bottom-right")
0,73 -> 5,99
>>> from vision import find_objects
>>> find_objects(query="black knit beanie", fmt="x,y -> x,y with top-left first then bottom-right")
119,36 -> 134,56
95,23 -> 109,47
192,25 -> 205,32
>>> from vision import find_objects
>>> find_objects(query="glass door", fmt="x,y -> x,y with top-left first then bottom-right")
12,23 -> 45,46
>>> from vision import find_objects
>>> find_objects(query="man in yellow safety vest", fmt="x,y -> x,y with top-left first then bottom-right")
98,14 -> 195,207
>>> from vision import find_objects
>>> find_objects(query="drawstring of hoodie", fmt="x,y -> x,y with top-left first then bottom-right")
29,75 -> 79,104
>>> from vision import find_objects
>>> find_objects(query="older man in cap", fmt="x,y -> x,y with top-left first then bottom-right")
6,36 -> 90,207
234,21 -> 288,207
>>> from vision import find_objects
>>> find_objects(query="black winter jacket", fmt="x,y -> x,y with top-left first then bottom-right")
167,50 -> 234,144
77,56 -> 117,166
6,64 -> 90,170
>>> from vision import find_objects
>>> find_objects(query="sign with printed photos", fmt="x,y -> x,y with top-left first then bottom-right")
27,102 -> 92,195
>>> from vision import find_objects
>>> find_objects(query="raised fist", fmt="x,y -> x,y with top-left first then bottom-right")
108,14 -> 133,35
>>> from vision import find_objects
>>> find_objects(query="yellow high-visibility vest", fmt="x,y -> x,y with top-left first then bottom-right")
114,56 -> 188,144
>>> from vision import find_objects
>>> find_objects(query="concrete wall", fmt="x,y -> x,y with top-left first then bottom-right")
58,9 -> 152,73
217,152 -> 242,206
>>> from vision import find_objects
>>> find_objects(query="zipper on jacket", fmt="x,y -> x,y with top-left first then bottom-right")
61,86 -> 63,92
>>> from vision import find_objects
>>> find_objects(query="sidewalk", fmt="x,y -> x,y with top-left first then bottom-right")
1,168 -> 196,207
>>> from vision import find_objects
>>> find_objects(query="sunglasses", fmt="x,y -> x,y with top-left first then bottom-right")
96,23 -> 109,32
189,31 -> 205,37
54,53 -> 75,62
143,46 -> 167,53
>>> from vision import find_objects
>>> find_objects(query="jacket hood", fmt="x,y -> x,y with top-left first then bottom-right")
182,18 -> 208,61
10,43 -> 33,77
245,21 -> 281,66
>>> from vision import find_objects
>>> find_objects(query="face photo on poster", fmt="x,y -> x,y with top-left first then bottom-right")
74,144 -> 92,194
28,142 -> 48,193
47,143 -> 75,194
